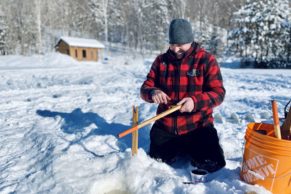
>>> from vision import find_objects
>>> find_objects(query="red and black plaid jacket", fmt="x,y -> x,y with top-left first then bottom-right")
140,42 -> 225,135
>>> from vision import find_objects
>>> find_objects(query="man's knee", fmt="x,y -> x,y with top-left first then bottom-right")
149,142 -> 177,164
190,125 -> 226,171
149,126 -> 178,164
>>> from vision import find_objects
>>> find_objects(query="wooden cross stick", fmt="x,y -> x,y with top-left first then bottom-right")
118,104 -> 182,138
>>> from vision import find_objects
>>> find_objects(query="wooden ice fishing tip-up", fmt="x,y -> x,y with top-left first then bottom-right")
118,105 -> 182,155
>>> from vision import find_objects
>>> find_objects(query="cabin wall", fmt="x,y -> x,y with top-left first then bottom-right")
56,41 -> 70,55
69,47 -> 100,61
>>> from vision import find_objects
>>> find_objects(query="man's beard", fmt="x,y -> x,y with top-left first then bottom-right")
175,50 -> 185,59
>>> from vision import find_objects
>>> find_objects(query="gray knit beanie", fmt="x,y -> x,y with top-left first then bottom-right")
169,19 -> 194,44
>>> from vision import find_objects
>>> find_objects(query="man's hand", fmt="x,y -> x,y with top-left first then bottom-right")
177,97 -> 194,113
151,90 -> 171,104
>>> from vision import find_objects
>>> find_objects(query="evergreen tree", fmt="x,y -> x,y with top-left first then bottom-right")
141,0 -> 169,51
264,0 -> 290,68
228,0 -> 262,61
282,20 -> 291,67
228,0 -> 290,68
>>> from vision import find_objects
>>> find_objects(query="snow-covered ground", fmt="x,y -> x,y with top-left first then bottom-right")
0,52 -> 290,194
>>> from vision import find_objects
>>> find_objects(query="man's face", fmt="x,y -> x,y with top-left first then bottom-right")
169,43 -> 191,58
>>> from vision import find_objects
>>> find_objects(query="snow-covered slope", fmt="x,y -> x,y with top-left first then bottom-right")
0,52 -> 290,194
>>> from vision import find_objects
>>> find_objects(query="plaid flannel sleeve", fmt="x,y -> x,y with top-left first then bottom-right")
140,56 -> 161,103
191,55 -> 225,111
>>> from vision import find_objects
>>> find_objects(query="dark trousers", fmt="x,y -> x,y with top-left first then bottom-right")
149,124 -> 226,169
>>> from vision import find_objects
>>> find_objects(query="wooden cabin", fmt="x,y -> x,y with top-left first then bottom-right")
55,36 -> 105,62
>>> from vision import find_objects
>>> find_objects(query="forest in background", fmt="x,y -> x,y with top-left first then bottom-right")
0,0 -> 290,68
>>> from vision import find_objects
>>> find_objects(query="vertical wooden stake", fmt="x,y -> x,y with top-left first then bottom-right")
132,106 -> 138,156
272,100 -> 282,139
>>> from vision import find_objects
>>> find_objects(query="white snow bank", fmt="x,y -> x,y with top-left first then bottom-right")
0,52 -> 78,69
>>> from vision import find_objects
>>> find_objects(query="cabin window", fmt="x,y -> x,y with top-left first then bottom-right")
75,50 -> 78,58
82,50 -> 86,58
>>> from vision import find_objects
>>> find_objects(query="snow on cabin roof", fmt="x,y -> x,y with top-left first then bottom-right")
59,36 -> 105,49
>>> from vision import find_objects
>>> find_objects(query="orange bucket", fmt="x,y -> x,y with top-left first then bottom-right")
240,123 -> 291,194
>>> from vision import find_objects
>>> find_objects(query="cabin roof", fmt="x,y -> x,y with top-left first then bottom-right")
58,36 -> 105,48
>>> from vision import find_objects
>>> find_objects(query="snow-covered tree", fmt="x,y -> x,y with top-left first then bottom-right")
208,27 -> 222,56
119,0 -> 169,52
41,0 -> 96,51
167,0 -> 186,19
228,0 -> 290,68
0,0 -> 255,56
282,20 -> 291,65
107,0 -> 127,43
88,0 -> 109,44
141,0 -> 169,51
9,0 -> 38,55
0,6 -> 7,55
228,0 -> 262,60
260,0 -> 290,68
34,0 -> 41,54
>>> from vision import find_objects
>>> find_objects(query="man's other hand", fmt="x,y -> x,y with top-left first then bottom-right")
151,90 -> 171,104
177,97 -> 194,112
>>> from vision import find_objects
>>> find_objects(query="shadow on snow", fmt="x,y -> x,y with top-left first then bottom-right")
36,108 -> 150,156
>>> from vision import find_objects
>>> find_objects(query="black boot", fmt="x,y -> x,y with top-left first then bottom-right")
191,159 -> 225,173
